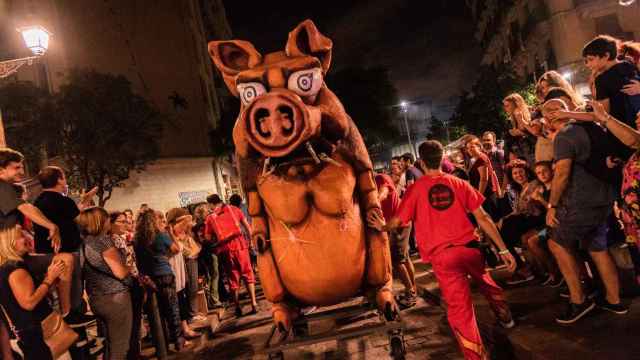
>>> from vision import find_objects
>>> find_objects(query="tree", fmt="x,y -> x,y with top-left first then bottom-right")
326,66 -> 399,152
0,81 -> 56,172
54,69 -> 165,206
449,64 -> 535,139
427,115 -> 448,143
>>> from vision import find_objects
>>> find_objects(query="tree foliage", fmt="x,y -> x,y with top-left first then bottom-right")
0,81 -> 56,172
326,66 -> 399,152
449,64 -> 535,139
53,69 -> 164,206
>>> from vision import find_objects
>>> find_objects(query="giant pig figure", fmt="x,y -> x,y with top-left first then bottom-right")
208,19 -> 397,332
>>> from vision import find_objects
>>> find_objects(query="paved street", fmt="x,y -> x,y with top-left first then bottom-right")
194,298 -> 460,360
162,262 -> 462,360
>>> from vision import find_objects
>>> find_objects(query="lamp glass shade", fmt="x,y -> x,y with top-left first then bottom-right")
19,26 -> 51,56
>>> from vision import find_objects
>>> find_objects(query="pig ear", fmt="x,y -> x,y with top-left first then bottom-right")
285,19 -> 333,73
208,40 -> 262,96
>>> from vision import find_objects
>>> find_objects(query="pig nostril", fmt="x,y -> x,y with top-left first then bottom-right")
254,108 -> 271,138
277,105 -> 295,136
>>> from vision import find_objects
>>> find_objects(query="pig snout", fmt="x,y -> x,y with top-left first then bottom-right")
242,90 -> 321,158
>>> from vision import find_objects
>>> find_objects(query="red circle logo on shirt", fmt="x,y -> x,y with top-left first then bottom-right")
428,184 -> 455,211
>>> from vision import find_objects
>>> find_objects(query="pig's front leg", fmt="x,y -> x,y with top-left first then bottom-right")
248,191 -> 298,331
356,170 -> 398,321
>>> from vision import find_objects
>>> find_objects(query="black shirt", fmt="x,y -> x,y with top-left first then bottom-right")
34,191 -> 82,253
469,157 -> 494,197
0,179 -> 24,230
596,61 -> 640,159
0,261 -> 52,331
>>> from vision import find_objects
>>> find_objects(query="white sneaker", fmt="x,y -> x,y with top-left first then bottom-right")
190,314 -> 208,323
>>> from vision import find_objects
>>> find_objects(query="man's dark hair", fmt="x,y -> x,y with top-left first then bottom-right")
0,148 -> 24,168
206,194 -> 223,205
401,153 -> 415,164
418,140 -> 444,170
534,160 -> 553,171
582,35 -> 618,60
391,156 -> 401,162
123,209 -> 133,216
229,194 -> 243,207
37,166 -> 64,189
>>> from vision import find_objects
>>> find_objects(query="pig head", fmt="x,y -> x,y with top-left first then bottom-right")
208,19 -> 373,190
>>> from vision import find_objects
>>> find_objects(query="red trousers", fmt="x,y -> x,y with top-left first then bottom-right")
221,248 -> 255,290
431,246 -> 511,360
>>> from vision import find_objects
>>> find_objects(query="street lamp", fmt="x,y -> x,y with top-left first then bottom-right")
619,0 -> 636,6
0,25 -> 51,147
400,101 -> 416,158
0,25 -> 51,79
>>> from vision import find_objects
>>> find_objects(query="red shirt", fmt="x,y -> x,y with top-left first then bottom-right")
204,205 -> 247,253
396,173 -> 485,261
375,174 -> 400,221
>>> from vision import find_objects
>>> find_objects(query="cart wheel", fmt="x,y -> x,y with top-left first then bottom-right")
390,335 -> 406,360
268,351 -> 284,360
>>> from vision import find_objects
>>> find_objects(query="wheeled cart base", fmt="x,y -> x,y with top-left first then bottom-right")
262,298 -> 406,360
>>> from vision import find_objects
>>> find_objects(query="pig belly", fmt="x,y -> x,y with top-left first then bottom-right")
268,205 -> 366,306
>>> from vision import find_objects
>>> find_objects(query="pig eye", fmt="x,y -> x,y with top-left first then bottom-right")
287,68 -> 323,97
237,82 -> 267,106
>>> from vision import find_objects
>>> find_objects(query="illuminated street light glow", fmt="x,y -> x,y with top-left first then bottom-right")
619,0 -> 636,6
562,72 -> 572,80
18,25 -> 51,56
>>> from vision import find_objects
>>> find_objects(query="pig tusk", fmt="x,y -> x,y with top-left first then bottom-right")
262,157 -> 271,177
305,142 -> 321,164
319,153 -> 342,167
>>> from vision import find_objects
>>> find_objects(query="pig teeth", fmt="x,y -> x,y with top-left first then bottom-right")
305,142 -> 321,164
319,153 -> 342,167
262,157 -> 271,176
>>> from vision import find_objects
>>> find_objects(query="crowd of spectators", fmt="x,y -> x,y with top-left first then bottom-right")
0,150 -> 256,359
372,34 -> 640,358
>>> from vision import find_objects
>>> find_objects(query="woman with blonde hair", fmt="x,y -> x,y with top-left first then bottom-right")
503,93 -> 536,165
165,208 -> 202,339
78,207 -> 132,360
0,225 -> 68,359
536,70 -> 585,108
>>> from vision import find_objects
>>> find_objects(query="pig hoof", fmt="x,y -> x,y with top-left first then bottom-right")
273,307 -> 293,333
376,289 -> 399,321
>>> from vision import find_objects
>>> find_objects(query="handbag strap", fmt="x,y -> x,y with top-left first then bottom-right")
0,304 -> 17,337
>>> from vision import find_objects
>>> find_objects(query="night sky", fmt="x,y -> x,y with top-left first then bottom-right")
224,0 -> 480,105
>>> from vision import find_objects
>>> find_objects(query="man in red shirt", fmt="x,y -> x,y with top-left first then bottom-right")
369,140 -> 516,360
375,173 -> 416,308
204,194 -> 257,317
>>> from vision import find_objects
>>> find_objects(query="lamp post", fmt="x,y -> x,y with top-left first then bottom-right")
0,25 -> 51,147
400,101 -> 416,157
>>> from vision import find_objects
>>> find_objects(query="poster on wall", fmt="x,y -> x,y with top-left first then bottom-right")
178,190 -> 209,207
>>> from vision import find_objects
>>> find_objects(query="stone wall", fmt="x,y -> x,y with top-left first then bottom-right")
105,157 -> 235,213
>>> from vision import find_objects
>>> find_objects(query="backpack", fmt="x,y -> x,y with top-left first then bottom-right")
209,205 -> 242,241
573,122 -> 622,185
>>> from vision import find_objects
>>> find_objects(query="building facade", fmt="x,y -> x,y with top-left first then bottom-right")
468,0 -> 640,94
1,0 -> 242,211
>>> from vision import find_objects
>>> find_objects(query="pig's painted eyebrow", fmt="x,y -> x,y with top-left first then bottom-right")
236,74 -> 265,84
282,63 -> 322,78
